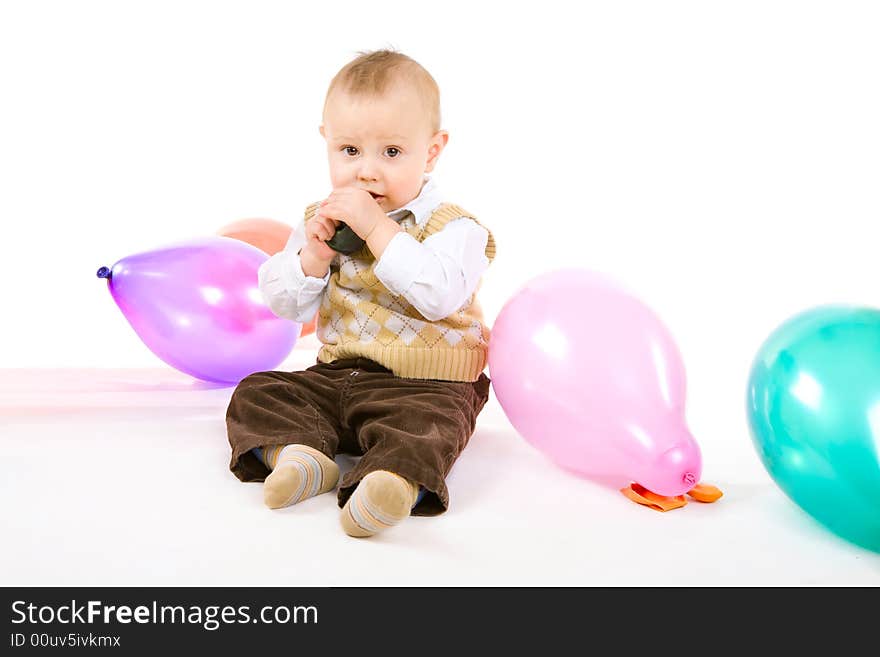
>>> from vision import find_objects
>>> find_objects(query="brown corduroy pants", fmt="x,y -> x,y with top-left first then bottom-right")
226,357 -> 491,516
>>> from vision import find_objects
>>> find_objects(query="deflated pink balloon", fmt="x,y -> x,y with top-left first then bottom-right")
488,269 -> 701,496
97,236 -> 299,385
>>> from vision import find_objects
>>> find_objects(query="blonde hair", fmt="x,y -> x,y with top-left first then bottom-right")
324,49 -> 441,133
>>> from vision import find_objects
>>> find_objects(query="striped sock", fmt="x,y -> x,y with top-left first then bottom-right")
259,444 -> 339,509
340,470 -> 420,538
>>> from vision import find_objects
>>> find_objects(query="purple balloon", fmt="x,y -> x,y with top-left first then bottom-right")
98,236 -> 299,384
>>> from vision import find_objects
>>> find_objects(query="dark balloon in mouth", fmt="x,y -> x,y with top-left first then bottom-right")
326,223 -> 365,254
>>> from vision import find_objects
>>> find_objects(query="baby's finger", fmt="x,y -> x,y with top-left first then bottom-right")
325,218 -> 343,237
315,215 -> 340,233
327,189 -> 356,205
306,222 -> 329,242
317,223 -> 334,241
316,208 -> 343,227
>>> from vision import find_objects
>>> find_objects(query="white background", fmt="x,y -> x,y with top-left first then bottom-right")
1,1 -> 879,585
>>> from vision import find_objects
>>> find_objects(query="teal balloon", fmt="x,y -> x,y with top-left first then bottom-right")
746,305 -> 880,553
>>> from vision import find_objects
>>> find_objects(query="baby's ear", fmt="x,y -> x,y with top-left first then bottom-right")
319,125 -> 326,138
425,130 -> 449,172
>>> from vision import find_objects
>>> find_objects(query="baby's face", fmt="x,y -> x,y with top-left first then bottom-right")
321,83 -> 445,213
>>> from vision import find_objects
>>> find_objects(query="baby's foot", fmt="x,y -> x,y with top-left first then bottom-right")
340,470 -> 419,538
262,444 -> 339,509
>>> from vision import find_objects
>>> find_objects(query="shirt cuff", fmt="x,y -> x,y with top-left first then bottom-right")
259,250 -> 329,296
373,232 -> 425,295
290,252 -> 331,291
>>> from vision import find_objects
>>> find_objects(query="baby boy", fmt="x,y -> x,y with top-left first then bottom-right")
226,49 -> 496,538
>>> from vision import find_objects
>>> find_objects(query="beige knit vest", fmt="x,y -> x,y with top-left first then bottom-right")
304,202 -> 496,382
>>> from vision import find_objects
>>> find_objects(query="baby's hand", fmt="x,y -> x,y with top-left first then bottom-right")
300,214 -> 338,274
317,188 -> 385,239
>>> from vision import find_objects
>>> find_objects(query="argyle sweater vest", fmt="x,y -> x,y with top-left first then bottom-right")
304,202 -> 496,382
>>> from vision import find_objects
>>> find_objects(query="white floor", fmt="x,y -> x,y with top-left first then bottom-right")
2,337 -> 879,587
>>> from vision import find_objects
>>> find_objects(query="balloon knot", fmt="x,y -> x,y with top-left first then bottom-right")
683,472 -> 696,487
96,266 -> 111,279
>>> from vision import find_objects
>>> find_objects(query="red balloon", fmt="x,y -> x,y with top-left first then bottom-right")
216,217 -> 292,256
299,316 -> 317,338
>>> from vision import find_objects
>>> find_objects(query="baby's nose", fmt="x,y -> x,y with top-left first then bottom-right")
357,159 -> 380,182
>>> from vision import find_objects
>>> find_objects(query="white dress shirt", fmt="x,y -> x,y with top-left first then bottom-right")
258,177 -> 490,323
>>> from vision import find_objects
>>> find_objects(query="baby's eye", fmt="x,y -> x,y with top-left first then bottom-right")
343,146 -> 359,156
385,147 -> 401,158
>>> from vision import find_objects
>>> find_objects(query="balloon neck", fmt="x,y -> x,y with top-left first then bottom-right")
636,439 -> 703,497
96,266 -> 111,279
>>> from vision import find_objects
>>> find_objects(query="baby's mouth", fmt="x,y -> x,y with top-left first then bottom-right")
369,192 -> 385,202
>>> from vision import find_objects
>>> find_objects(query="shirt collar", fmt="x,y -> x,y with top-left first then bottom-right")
387,177 -> 442,227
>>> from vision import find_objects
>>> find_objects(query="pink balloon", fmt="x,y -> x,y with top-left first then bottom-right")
97,236 -> 299,385
488,268 -> 701,496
